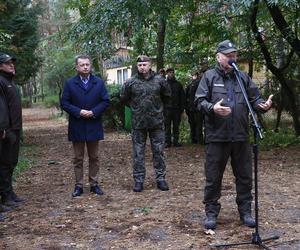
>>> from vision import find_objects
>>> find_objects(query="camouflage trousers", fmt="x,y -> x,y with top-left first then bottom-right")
132,128 -> 166,183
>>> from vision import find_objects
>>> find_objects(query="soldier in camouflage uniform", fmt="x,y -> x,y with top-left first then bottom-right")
120,55 -> 171,192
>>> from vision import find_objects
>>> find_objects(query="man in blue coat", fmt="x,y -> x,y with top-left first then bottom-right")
61,55 -> 109,197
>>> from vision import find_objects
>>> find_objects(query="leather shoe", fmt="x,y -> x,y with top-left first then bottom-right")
133,182 -> 143,192
240,214 -> 256,228
157,180 -> 169,191
204,215 -> 217,229
72,186 -> 83,197
90,185 -> 104,195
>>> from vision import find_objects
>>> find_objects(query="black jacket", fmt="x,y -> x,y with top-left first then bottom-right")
186,79 -> 200,113
195,64 -> 265,143
0,84 -> 9,133
0,72 -> 22,131
165,78 -> 185,112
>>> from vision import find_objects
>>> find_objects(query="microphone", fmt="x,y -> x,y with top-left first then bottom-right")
228,59 -> 239,71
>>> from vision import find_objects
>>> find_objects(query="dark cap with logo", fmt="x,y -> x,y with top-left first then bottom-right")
136,55 -> 151,62
0,53 -> 16,64
216,40 -> 237,54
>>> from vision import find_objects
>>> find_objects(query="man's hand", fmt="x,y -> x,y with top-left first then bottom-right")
80,109 -> 94,118
213,98 -> 231,116
258,94 -> 273,111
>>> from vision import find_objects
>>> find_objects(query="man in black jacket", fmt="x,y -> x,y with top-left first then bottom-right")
0,73 -> 11,221
195,40 -> 273,230
164,68 -> 185,147
185,71 -> 204,144
0,53 -> 24,208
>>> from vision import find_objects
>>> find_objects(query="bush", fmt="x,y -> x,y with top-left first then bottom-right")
21,97 -> 31,108
43,94 -> 60,109
103,84 -> 125,130
256,128 -> 300,150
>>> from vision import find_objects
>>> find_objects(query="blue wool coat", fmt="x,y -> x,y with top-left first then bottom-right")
61,74 -> 110,142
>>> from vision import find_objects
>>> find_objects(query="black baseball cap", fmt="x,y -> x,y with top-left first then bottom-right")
216,40 -> 237,54
0,53 -> 16,64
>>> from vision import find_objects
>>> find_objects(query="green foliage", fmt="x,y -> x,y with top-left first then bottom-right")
103,84 -> 124,130
179,117 -> 191,144
14,144 -> 36,179
0,0 -> 42,85
21,97 -> 31,108
259,129 -> 300,149
43,94 -> 60,109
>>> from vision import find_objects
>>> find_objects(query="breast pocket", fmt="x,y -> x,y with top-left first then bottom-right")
211,86 -> 228,105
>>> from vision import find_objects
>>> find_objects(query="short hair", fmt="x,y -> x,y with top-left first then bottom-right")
75,55 -> 91,65
166,67 -> 174,73
158,68 -> 165,74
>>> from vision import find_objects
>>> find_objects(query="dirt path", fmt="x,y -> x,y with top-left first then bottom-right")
0,107 -> 299,249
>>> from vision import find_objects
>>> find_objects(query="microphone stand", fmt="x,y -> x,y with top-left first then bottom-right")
212,66 -> 279,249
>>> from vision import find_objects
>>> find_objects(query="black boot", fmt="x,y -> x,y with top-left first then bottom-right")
1,192 -> 18,207
204,215 -> 217,229
157,180 -> 169,191
133,182 -> 143,192
10,191 -> 25,203
0,204 -> 13,212
240,213 -> 256,228
204,202 -> 220,229
0,213 -> 6,222
238,202 -> 255,228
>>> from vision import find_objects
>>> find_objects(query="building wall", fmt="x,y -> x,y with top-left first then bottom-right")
106,66 -> 132,85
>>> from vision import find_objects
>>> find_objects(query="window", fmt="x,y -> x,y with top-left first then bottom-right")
117,68 -> 129,84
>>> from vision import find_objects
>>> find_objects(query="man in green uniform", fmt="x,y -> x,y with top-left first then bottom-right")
120,55 -> 171,192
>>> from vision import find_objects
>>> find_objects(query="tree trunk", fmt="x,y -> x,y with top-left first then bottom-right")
156,15 -> 166,71
264,0 -> 300,58
250,0 -> 300,135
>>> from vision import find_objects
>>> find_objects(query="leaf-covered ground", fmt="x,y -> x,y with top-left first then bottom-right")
0,107 -> 299,249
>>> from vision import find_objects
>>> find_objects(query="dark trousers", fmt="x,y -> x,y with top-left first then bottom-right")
164,109 -> 181,144
204,141 -> 253,217
72,141 -> 100,188
0,130 -> 20,195
186,110 -> 204,144
132,128 -> 166,183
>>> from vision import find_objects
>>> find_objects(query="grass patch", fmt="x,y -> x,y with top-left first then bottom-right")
258,128 -> 300,150
14,144 -> 37,179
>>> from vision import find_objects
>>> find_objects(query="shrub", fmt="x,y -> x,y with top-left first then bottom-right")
103,84 -> 125,130
21,97 -> 31,108
43,94 -> 60,109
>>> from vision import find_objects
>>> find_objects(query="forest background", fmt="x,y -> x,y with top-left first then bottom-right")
1,0 -> 300,142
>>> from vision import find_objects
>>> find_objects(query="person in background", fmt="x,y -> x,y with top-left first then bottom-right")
0,62 -> 12,221
120,55 -> 171,192
158,68 -> 166,79
61,55 -> 109,197
195,40 -> 273,230
164,68 -> 185,147
185,70 -> 204,144
0,53 -> 24,210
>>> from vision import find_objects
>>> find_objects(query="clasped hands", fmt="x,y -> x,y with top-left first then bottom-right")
80,109 -> 94,118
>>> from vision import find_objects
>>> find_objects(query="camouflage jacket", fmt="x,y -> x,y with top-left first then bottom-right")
120,71 -> 171,129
